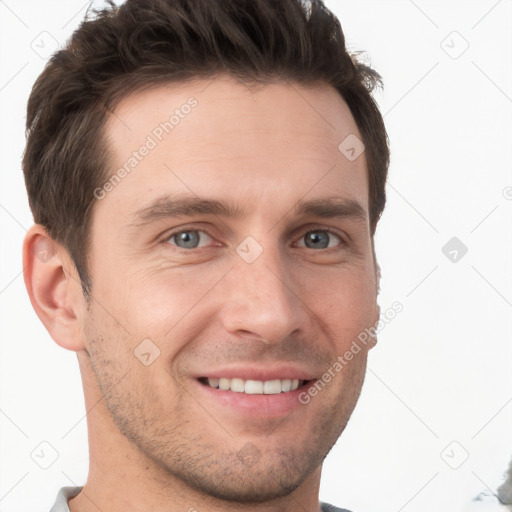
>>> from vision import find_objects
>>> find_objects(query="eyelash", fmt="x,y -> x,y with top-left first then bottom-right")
162,226 -> 347,251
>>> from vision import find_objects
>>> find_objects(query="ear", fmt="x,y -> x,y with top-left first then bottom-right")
23,225 -> 86,352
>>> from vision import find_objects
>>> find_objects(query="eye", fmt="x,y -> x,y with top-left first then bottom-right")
296,230 -> 343,250
162,227 -> 345,252
165,229 -> 214,249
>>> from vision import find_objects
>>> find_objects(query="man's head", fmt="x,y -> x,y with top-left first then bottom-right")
22,0 -> 389,507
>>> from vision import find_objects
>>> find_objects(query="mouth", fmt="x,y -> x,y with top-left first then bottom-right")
195,369 -> 316,422
197,377 -> 314,394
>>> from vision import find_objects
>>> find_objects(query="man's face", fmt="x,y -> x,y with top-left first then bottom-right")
82,76 -> 380,501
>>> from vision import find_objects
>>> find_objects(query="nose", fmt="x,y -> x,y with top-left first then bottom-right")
219,244 -> 308,345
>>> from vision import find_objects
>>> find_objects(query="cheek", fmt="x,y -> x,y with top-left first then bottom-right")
134,266 -> 228,322
83,304 -> 174,405
296,265 -> 377,336
90,255 -> 227,337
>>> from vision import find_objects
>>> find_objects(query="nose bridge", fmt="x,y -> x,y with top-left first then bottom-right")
240,252 -> 286,304
221,238 -> 305,343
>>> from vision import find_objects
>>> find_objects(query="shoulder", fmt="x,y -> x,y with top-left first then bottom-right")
49,487 -> 82,512
49,493 -> 352,512
320,502 -> 355,512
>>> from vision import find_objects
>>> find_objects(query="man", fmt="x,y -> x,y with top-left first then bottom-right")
22,0 -> 389,510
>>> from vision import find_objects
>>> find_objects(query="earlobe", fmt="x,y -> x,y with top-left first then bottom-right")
23,225 -> 86,352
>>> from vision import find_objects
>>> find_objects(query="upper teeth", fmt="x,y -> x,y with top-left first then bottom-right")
207,378 -> 302,394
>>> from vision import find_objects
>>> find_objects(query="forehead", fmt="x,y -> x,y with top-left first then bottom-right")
100,75 -> 369,219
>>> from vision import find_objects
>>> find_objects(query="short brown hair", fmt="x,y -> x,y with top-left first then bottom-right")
23,0 -> 390,296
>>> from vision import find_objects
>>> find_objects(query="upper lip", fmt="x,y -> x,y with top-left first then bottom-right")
196,365 -> 317,382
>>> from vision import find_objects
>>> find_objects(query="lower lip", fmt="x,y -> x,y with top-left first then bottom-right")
194,379 -> 314,417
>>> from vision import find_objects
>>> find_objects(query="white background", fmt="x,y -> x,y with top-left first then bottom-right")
0,1 -> 511,511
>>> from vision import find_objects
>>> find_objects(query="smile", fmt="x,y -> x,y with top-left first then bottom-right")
199,377 -> 310,394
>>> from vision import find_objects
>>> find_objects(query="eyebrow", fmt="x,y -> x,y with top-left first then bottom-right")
129,194 -> 368,227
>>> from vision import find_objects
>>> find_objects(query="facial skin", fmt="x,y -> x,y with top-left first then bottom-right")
24,75 -> 380,512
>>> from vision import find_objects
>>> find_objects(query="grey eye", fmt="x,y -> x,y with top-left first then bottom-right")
172,230 -> 202,249
300,230 -> 342,249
